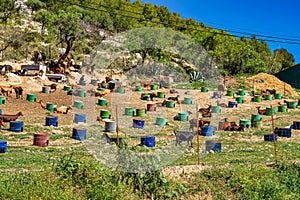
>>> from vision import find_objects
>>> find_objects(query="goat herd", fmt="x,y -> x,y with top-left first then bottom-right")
0,73 -> 298,151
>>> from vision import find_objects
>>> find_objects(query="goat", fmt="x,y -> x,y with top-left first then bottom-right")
140,80 -> 153,89
105,76 -> 113,83
37,99 -> 47,109
44,83 -> 57,93
184,91 -> 192,95
14,86 -> 23,99
177,99 -> 184,104
0,118 -> 4,130
67,90 -> 73,95
0,65 -> 13,74
0,85 -> 13,96
266,89 -> 276,95
174,130 -> 196,147
199,105 -> 212,114
256,106 -> 266,115
261,89 -> 267,95
88,88 -> 110,97
94,89 -> 109,97
217,84 -> 225,92
97,81 -> 107,89
167,95 -> 180,101
216,100 -> 227,108
219,119 -> 240,130
170,89 -> 179,94
149,93 -> 157,101
101,133 -> 125,146
278,102 -> 287,106
202,112 -> 212,118
156,100 -> 166,107
224,124 -> 244,132
54,105 -> 72,114
189,118 -> 211,132
0,112 -> 24,123
221,121 -> 232,131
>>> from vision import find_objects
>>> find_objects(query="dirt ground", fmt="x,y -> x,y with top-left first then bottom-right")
1,70 -> 300,178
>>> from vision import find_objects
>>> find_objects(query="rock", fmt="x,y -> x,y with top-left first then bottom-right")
4,73 -> 22,84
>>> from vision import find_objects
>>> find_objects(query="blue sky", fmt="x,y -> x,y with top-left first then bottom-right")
136,0 -> 300,64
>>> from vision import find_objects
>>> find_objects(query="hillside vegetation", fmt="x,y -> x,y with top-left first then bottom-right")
0,0 -> 296,76
1,1 -> 300,200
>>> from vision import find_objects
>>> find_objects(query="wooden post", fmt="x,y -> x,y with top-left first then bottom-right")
26,46 -> 28,61
284,83 -> 286,97
196,103 -> 200,165
116,105 -> 119,146
253,79 -> 255,94
1,44 -> 4,60
48,45 -> 51,59
271,105 -> 277,164
116,105 -> 120,172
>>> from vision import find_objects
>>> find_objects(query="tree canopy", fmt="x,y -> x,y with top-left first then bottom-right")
0,0 -> 296,75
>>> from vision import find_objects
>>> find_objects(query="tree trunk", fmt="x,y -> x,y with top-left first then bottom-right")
58,38 -> 74,64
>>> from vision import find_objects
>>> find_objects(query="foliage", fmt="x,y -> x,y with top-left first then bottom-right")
54,153 -> 185,199
189,163 -> 300,199
46,9 -> 84,62
0,0 -> 20,23
25,0 -> 46,14
274,48 -> 295,71
0,0 -> 297,76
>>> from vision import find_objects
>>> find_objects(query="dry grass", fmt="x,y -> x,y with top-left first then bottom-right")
245,73 -> 299,96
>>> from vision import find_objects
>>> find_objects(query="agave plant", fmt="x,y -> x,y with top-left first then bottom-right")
189,71 -> 204,83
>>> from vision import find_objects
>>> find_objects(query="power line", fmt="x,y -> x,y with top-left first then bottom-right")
191,19 -> 300,41
83,0 -> 300,43
86,0 -> 300,43
58,0 -> 300,45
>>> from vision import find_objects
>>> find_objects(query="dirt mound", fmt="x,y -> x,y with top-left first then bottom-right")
245,73 -> 299,96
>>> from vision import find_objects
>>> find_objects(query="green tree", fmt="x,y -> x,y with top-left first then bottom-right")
0,0 -> 20,23
274,48 -> 295,71
33,9 -> 52,34
25,0 -> 45,14
47,9 -> 84,63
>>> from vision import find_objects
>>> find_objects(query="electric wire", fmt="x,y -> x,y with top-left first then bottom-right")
58,0 -> 300,45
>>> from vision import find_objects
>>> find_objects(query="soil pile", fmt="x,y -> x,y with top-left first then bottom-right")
245,73 -> 298,96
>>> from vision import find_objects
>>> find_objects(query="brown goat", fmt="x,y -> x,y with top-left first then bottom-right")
221,121 -> 239,130
140,80 -> 153,89
54,105 -> 72,114
256,106 -> 266,115
44,83 -> 57,92
0,118 -> 4,129
0,85 -> 13,96
177,99 -> 184,104
167,95 -> 180,101
189,118 -> 211,131
202,112 -> 212,118
156,100 -> 166,107
224,124 -> 244,132
0,112 -> 24,122
37,99 -> 47,109
199,105 -> 212,114
170,89 -> 179,94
